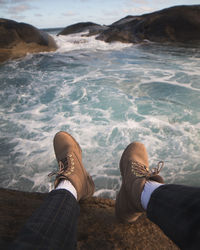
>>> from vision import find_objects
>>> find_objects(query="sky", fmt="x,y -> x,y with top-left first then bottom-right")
0,0 -> 199,29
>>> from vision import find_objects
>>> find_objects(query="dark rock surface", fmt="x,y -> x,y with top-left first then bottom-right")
0,18 -> 57,63
57,22 -> 108,36
96,5 -> 200,43
0,188 -> 179,249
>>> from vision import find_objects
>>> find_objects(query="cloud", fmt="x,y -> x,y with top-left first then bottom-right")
35,13 -> 43,17
131,0 -> 149,4
0,0 -> 30,4
0,0 -> 8,7
11,15 -> 26,20
11,0 -> 28,2
123,6 -> 154,15
8,3 -> 33,14
103,9 -> 121,16
62,11 -> 78,17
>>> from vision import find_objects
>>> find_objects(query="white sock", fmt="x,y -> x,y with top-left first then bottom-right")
55,180 -> 77,200
141,181 -> 163,210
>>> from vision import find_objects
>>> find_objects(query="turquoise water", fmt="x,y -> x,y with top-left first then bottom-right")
0,30 -> 200,198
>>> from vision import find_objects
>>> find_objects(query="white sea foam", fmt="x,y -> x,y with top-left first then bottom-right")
0,39 -> 200,195
94,189 -> 117,199
53,33 -> 132,53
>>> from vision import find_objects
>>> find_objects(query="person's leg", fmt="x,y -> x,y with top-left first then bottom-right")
147,184 -> 200,250
115,141 -> 200,250
11,131 -> 95,250
11,189 -> 79,250
115,142 -> 164,223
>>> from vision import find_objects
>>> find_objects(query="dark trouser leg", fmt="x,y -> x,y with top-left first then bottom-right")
11,189 -> 80,250
147,184 -> 200,250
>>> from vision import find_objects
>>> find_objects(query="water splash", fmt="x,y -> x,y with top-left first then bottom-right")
0,32 -> 200,198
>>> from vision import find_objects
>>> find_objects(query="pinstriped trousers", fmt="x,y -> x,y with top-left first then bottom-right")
11,189 -> 79,250
147,184 -> 200,250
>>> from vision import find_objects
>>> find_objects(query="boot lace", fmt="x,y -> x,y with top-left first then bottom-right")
48,158 -> 69,177
131,160 -> 164,178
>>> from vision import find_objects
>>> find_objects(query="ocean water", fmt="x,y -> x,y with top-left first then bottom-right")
0,29 -> 200,198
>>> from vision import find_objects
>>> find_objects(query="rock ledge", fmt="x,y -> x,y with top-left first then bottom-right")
0,188 -> 179,249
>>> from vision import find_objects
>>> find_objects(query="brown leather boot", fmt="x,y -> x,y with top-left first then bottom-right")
115,142 -> 164,223
49,131 -> 95,201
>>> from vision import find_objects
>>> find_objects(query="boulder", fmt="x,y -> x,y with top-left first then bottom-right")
0,18 -> 57,63
57,22 -> 108,36
0,188 -> 179,249
96,5 -> 200,43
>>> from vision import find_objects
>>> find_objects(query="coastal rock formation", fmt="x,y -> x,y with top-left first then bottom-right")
0,188 -> 179,249
57,22 -> 108,36
96,5 -> 200,43
58,5 -> 200,44
0,18 -> 57,63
